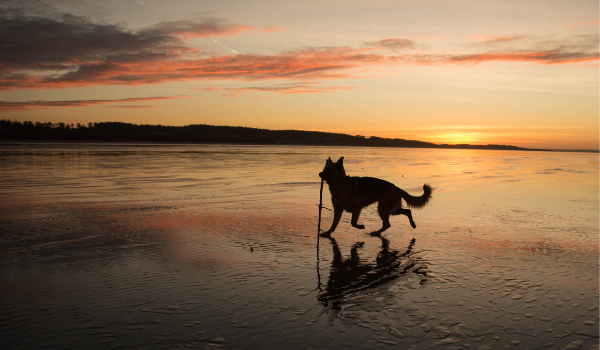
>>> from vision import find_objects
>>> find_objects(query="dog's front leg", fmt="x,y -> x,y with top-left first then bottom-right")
351,209 -> 365,229
321,203 -> 343,236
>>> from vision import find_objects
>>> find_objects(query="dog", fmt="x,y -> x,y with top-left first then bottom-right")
319,157 -> 432,236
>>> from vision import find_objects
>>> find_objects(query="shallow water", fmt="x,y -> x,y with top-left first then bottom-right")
0,143 -> 598,349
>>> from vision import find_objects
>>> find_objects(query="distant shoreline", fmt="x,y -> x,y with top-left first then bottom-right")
1,140 -> 597,154
1,120 -> 598,153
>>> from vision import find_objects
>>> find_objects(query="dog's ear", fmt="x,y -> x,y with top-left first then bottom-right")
337,157 -> 344,165
326,157 -> 332,164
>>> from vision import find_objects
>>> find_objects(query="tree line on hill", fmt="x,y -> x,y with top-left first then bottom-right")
0,119 -> 528,150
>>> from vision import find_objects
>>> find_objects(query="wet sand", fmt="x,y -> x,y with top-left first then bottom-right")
0,143 -> 598,349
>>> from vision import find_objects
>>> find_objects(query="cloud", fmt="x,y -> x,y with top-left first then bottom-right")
0,9 -> 377,89
402,50 -> 598,65
0,96 -> 189,111
194,87 -> 221,92
103,105 -> 164,108
0,8 -> 597,91
143,19 -> 254,39
469,35 -> 527,44
0,43 -> 381,90
262,26 -> 283,33
218,82 -> 356,97
0,9 -> 252,75
365,38 -> 417,51
0,8 -> 186,72
398,34 -> 599,65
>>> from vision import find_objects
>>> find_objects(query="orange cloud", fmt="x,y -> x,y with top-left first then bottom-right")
2,47 -> 596,91
468,35 -> 527,44
2,43 -> 597,91
365,38 -> 417,50
103,105 -> 168,108
262,26 -> 283,33
400,50 -> 599,65
193,87 -> 221,92
0,47 -> 381,90
218,82 -> 356,97
0,10 -> 597,91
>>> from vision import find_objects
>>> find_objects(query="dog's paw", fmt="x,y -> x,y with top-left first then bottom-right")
319,230 -> 332,237
411,222 -> 416,229
353,224 -> 365,230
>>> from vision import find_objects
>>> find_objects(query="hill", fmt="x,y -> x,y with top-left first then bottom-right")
0,119 -> 551,151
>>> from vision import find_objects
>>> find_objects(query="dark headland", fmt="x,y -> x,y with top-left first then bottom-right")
1,120 -> 597,152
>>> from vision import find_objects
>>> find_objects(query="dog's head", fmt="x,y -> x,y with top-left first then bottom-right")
319,157 -> 346,184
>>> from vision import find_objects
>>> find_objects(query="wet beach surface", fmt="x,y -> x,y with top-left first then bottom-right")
0,143 -> 598,349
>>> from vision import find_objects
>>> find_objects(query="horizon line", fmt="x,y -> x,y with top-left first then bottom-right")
1,119 -> 598,153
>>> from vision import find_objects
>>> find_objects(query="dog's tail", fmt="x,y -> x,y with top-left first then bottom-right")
400,184 -> 432,209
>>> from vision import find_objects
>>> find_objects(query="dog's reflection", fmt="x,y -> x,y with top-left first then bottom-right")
318,235 -> 426,306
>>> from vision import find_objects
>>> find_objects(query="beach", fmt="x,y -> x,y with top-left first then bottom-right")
0,143 -> 598,349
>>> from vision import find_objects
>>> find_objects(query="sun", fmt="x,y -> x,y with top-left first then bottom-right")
434,132 -> 483,145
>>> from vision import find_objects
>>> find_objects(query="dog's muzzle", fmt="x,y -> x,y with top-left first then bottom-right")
319,172 -> 324,179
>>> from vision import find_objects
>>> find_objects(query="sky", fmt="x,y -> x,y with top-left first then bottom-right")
0,0 -> 598,150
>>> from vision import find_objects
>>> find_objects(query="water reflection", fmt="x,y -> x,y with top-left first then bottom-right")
318,236 -> 427,306
1,143 -> 598,349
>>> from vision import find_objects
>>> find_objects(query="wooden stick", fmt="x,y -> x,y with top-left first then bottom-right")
317,177 -> 324,235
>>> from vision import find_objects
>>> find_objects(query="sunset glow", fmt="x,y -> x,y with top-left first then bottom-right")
0,0 -> 598,150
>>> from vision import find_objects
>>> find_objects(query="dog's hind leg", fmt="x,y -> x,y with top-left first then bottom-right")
351,209 -> 365,229
393,208 -> 416,229
371,203 -> 392,236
